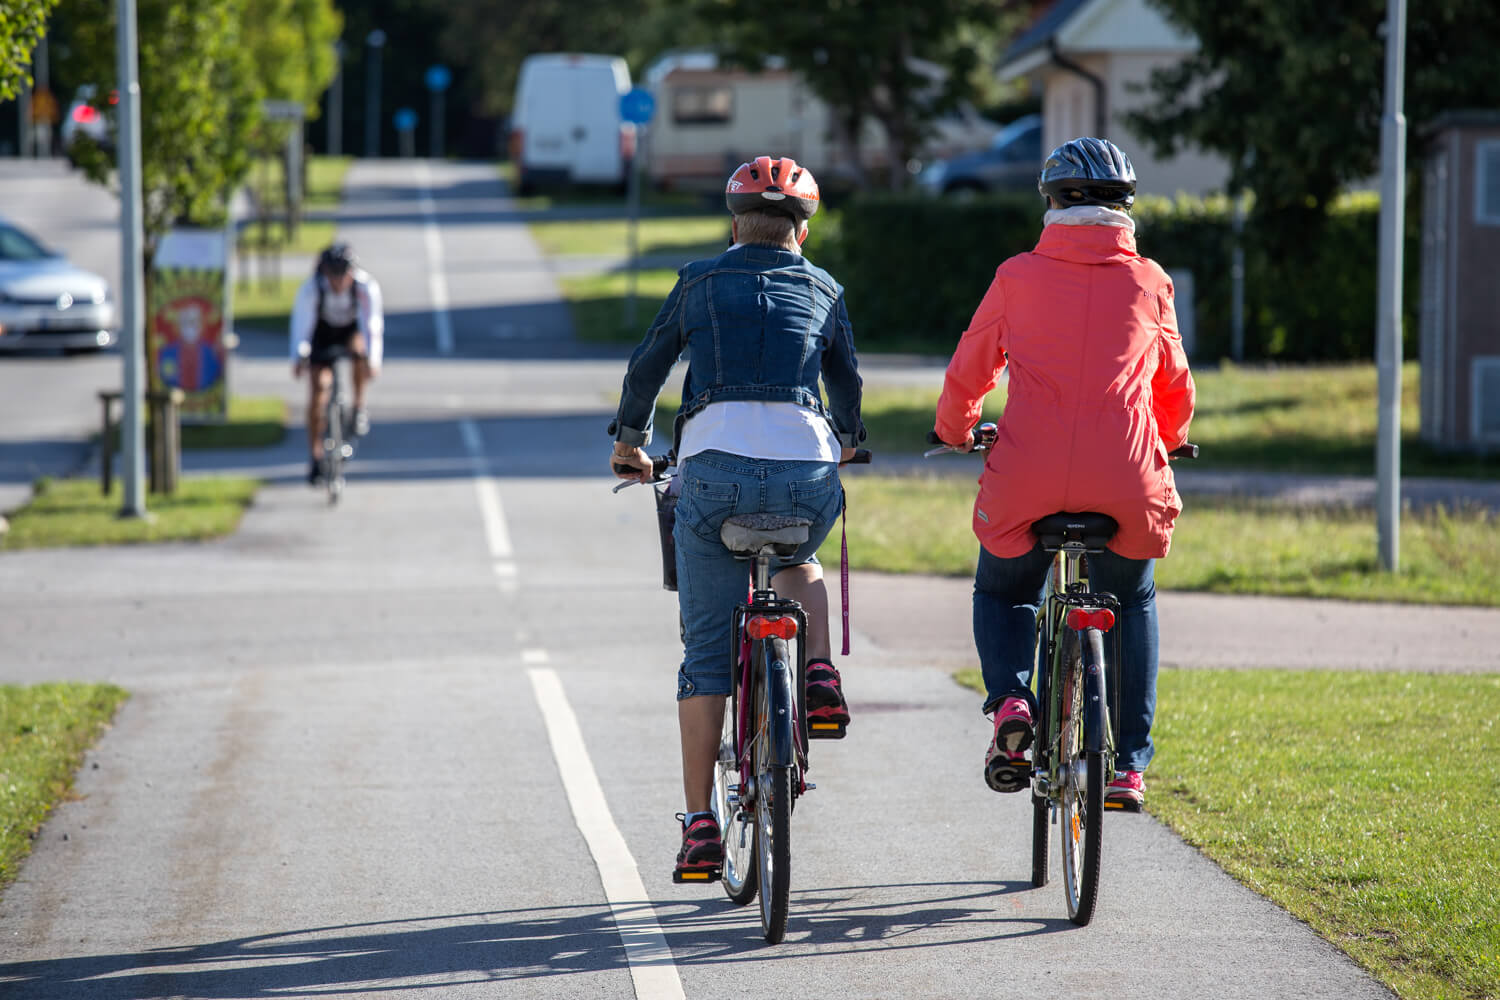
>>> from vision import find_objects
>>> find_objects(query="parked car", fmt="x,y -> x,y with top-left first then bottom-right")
0,218 -> 116,354
508,53 -> 634,194
915,114 -> 1043,196
59,85 -> 116,166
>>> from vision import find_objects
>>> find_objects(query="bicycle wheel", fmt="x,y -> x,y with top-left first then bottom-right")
1057,629 -> 1103,925
753,638 -> 791,943
323,398 -> 345,504
715,681 -> 757,906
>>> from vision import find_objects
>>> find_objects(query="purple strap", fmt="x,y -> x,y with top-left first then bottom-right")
840,490 -> 851,656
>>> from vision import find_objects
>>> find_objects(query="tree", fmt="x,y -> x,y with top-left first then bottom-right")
242,0 -> 342,116
0,0 -> 61,101
1127,0 -> 1500,257
64,0 -> 261,257
699,0 -> 1026,189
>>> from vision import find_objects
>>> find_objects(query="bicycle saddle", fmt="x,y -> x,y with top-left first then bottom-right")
1031,512 -> 1118,553
720,514 -> 812,557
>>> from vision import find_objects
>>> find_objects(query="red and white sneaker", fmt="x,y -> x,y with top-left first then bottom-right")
1105,770 -> 1146,812
984,696 -> 1033,793
673,813 -> 723,883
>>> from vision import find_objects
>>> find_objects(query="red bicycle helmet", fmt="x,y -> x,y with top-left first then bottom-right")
725,156 -> 820,221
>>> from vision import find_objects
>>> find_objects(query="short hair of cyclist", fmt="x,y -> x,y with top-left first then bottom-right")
731,209 -> 806,252
320,259 -> 354,292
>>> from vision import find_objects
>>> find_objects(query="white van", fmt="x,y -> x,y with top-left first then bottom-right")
509,54 -> 634,193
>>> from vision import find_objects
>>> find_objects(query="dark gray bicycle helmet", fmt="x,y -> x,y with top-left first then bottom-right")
318,242 -> 358,277
1037,137 -> 1136,209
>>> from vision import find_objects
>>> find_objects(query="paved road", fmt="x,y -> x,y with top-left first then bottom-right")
0,159 -> 1462,999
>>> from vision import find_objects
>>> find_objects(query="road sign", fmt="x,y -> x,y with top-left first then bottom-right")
619,87 -> 655,124
262,99 -> 304,122
393,108 -> 418,132
425,64 -> 452,93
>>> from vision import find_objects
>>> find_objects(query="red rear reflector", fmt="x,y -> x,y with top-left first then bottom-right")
1066,608 -> 1116,632
746,616 -> 798,640
73,105 -> 98,124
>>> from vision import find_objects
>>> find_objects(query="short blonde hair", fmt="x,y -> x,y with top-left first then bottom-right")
734,210 -> 803,252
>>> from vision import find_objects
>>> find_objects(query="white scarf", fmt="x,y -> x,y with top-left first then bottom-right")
1043,205 -> 1136,234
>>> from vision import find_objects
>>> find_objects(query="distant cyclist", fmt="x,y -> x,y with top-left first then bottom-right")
932,137 -> 1195,812
609,156 -> 865,881
289,243 -> 385,485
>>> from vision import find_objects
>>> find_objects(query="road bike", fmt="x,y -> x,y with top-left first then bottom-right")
615,447 -> 869,943
927,423 -> 1196,925
318,347 -> 359,505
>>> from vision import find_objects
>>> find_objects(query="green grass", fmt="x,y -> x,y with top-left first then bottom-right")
528,214 -> 730,260
236,217 -> 338,256
0,476 -> 259,550
232,275 -> 301,332
0,683 -> 129,891
814,475 -> 1500,606
561,269 -> 682,343
949,668 -> 1499,1000
180,395 -> 287,449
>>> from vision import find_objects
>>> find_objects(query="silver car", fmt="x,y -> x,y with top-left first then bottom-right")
0,219 -> 116,354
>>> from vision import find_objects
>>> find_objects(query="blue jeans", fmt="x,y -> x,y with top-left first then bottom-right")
672,451 -> 843,699
973,544 -> 1159,773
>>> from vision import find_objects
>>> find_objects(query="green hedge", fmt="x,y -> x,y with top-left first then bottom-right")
806,192 -> 1419,361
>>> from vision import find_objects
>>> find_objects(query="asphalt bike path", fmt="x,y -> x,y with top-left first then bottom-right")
0,159 -> 1433,998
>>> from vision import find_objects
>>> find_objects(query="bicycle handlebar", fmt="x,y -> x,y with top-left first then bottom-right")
926,423 -> 1199,460
612,448 -> 872,492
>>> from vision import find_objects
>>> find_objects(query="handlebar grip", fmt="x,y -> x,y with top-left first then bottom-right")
843,449 -> 872,465
612,462 -> 637,476
651,455 -> 671,476
926,430 -> 943,446
1169,443 -> 1200,460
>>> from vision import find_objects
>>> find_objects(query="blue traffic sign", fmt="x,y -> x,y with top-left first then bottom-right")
393,107 -> 418,131
425,64 -> 452,93
619,87 -> 655,124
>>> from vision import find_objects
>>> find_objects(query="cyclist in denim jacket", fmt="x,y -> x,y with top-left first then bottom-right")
610,156 -> 865,881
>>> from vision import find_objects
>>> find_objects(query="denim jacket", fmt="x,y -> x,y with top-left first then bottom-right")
609,244 -> 865,455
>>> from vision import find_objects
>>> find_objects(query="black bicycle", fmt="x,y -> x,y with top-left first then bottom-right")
615,447 -> 869,942
317,346 -> 359,505
928,423 -> 1196,925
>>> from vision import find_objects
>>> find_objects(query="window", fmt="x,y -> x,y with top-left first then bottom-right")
1478,140 -> 1500,225
1472,357 -> 1500,443
672,86 -> 733,126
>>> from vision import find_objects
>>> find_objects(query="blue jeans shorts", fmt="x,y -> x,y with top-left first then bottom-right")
672,450 -> 843,699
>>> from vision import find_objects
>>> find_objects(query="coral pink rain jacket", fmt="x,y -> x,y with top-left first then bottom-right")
935,219 -> 1196,560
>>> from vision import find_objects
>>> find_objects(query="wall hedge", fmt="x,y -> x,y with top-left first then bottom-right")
805,192 -> 1419,361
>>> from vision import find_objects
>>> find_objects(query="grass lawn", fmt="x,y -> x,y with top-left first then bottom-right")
951,668 -> 1499,1000
180,395 -> 287,450
0,476 -> 259,550
232,274 -> 301,332
562,269 -> 682,343
0,683 -> 129,891
529,215 -> 730,260
816,475 -> 1500,606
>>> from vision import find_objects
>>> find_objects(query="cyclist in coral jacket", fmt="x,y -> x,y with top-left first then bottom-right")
933,137 -> 1195,812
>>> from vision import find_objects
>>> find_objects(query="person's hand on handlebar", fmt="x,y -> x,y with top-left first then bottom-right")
610,444 -> 654,482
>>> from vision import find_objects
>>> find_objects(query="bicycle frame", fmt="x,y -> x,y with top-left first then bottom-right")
729,556 -> 810,779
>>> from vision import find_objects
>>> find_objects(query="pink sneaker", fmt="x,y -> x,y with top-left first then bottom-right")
984,696 -> 1033,793
1105,770 -> 1145,812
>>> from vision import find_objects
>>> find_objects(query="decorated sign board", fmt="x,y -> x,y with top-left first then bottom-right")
147,228 -> 233,422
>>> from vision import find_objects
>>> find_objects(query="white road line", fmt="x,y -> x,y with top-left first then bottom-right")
528,668 -> 685,1000
458,419 -> 513,563
417,161 -> 455,356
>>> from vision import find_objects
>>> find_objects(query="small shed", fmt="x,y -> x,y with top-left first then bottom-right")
1419,110 -> 1500,453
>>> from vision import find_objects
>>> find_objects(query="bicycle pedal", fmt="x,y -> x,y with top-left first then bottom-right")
807,720 -> 847,740
672,867 -> 722,884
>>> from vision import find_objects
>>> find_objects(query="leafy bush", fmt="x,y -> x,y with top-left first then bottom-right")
809,191 -> 1419,361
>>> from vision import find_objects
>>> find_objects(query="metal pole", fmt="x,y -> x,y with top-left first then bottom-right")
624,128 -> 641,329
1231,189 -> 1245,362
328,42 -> 343,157
430,89 -> 444,159
364,30 -> 385,158
116,0 -> 147,517
1375,0 -> 1407,571
35,36 -> 51,158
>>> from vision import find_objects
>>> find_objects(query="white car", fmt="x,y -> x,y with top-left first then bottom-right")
0,218 -> 116,354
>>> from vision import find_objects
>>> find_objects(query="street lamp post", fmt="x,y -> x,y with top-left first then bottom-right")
364,29 -> 386,159
1375,0 -> 1407,571
115,0 -> 147,517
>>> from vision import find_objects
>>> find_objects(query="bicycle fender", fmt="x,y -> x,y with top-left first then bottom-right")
765,638 -> 797,768
1079,628 -> 1110,754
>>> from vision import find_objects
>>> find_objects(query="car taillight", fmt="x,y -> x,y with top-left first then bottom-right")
1066,608 -> 1116,632
72,105 -> 98,124
746,615 -> 798,640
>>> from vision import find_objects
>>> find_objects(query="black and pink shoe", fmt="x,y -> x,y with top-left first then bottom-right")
805,659 -> 849,739
673,813 -> 723,883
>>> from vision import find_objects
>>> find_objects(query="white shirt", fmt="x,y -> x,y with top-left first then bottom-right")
288,269 -> 385,369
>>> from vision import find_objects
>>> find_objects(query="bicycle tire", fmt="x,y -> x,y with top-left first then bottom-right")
323,397 -> 345,505
715,678 -> 757,906
1057,629 -> 1104,925
754,638 -> 792,943
1031,792 -> 1049,888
